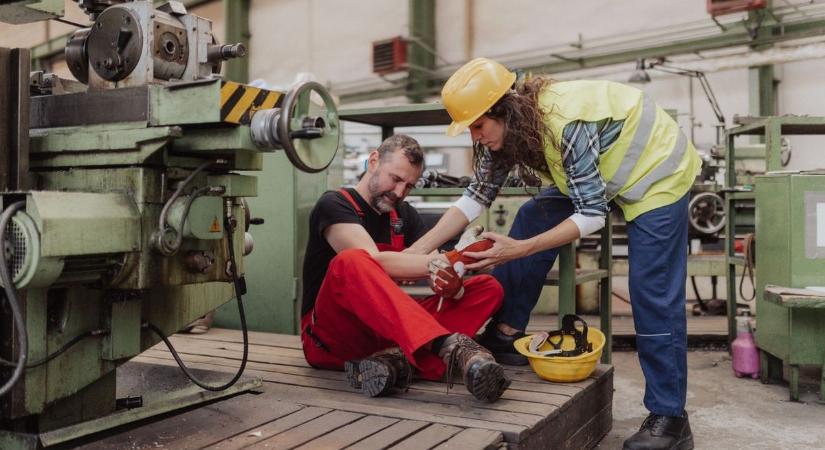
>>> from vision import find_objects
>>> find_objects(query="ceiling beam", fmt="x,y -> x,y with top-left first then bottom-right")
340,14 -> 825,104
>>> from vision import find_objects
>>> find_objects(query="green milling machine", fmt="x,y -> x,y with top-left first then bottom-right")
0,0 -> 340,447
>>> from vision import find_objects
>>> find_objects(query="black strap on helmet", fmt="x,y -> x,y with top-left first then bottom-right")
530,314 -> 593,357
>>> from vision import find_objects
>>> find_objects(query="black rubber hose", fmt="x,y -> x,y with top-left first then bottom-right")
0,201 -> 29,397
145,212 -> 249,391
687,242 -> 707,311
739,233 -> 756,302
157,161 -> 214,256
161,186 -> 212,255
691,276 -> 707,311
0,329 -> 109,369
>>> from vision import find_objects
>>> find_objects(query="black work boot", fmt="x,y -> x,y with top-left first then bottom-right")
623,412 -> 694,450
344,347 -> 413,397
438,333 -> 511,402
478,324 -> 529,366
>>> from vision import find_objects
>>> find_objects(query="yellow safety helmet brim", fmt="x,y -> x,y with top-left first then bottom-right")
442,58 -> 516,137
446,120 -> 472,137
513,329 -> 605,383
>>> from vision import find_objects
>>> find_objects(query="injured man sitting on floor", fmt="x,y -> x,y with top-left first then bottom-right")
300,134 -> 511,403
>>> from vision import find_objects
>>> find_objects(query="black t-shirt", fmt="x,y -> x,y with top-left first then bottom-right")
300,188 -> 426,316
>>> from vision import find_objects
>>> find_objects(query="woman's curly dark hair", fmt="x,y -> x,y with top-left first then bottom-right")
472,76 -> 555,187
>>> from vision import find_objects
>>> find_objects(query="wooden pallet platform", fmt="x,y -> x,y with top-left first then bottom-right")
527,314 -> 728,336
78,329 -> 613,450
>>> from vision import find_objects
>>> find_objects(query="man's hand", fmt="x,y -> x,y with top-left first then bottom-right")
428,259 -> 464,301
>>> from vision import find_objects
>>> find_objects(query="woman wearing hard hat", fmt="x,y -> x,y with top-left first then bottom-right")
407,57 -> 699,450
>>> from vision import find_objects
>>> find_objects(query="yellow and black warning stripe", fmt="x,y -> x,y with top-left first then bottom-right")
220,81 -> 283,125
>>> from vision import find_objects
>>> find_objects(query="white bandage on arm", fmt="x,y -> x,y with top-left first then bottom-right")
569,213 -> 605,237
454,195 -> 484,222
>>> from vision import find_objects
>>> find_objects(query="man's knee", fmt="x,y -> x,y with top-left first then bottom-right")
466,274 -> 504,309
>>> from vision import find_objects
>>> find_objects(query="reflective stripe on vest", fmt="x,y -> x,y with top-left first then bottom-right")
603,95 -> 689,203
620,130 -> 688,202
604,95 -> 655,199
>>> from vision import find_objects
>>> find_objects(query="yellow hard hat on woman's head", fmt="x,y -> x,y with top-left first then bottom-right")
441,57 -> 516,137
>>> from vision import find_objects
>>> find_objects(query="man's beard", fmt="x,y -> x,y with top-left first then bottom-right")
367,175 -> 400,213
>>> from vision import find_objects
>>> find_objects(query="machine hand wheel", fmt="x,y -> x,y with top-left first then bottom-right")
250,80 -> 340,173
277,80 -> 340,173
688,191 -> 726,235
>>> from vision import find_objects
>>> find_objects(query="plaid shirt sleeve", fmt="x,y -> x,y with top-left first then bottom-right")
560,119 -> 623,217
461,146 -> 512,208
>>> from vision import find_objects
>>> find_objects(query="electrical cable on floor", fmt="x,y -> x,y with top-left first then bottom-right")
0,201 -> 29,397
0,329 -> 109,369
145,211 -> 249,391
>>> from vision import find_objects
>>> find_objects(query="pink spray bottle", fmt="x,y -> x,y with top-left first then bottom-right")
732,313 -> 760,379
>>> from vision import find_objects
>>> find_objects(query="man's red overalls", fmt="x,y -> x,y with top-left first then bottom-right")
301,189 -> 503,380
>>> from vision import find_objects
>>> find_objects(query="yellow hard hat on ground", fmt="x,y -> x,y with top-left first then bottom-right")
441,57 -> 516,137
514,315 -> 605,382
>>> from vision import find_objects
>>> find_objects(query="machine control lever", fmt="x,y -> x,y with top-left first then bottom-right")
289,116 -> 326,139
289,128 -> 324,139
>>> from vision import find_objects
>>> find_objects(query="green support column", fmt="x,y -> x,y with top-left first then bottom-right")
748,2 -> 778,123
599,215 -> 612,364
557,243 -> 576,327
223,0 -> 250,83
407,0 -> 435,103
725,132 -> 738,342
749,65 -> 776,119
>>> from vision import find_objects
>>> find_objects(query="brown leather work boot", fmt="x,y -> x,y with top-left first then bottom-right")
344,347 -> 413,397
438,333 -> 511,402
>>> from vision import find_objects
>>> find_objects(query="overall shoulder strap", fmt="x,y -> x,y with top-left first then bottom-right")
337,188 -> 364,218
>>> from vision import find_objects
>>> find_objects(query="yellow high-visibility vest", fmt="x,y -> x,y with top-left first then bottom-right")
540,80 -> 701,221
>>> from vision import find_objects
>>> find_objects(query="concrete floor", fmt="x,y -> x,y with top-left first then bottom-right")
597,351 -> 825,450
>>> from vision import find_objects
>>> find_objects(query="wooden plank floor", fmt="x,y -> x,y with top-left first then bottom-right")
527,314 -> 728,336
79,329 -> 613,450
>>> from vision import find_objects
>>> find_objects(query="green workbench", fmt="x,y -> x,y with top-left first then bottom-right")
724,116 -> 825,340
751,168 -> 825,402
761,286 -> 825,401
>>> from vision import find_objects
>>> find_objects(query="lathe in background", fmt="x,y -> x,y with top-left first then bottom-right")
0,1 -> 339,448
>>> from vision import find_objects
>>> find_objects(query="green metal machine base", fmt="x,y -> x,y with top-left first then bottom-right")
0,362 -> 262,449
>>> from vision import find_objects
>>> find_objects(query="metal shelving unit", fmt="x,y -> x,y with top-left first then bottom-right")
724,115 -> 825,340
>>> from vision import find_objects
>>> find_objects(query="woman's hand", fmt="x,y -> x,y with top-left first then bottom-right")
462,231 -> 532,270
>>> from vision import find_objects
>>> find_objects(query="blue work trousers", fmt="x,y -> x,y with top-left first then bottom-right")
492,187 -> 688,416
